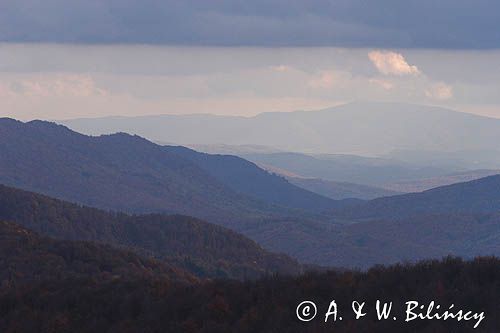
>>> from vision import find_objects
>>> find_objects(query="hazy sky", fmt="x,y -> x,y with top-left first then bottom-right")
0,1 -> 499,120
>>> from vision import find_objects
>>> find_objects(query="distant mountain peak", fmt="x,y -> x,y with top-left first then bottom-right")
60,102 -> 500,155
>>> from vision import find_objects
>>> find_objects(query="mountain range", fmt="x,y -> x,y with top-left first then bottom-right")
0,118 -> 339,224
183,143 -> 500,195
286,177 -> 400,200
237,174 -> 500,267
61,102 -> 500,156
166,146 -> 339,211
2,117 -> 500,269
384,169 -> 500,192
0,118 -> 350,267
242,152 -> 500,195
243,151 -> 452,187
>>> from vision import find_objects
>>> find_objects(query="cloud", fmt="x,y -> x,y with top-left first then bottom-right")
368,50 -> 456,101
0,74 -> 107,98
307,70 -> 353,89
0,1 -> 499,48
368,51 -> 420,76
425,82 -> 453,100
3,45 -> 499,121
308,71 -> 338,89
270,65 -> 292,72
369,78 -> 394,90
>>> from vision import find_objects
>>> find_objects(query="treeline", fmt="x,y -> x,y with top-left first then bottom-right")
0,256 -> 498,332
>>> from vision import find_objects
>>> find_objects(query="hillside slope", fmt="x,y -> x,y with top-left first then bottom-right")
0,220 -> 193,284
0,118 -> 267,222
3,175 -> 500,270
0,184 -> 301,279
336,175 -> 500,220
0,118 -> 339,224
242,176 -> 500,267
167,146 -> 338,211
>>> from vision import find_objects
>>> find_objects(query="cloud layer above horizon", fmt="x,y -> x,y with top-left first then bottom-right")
0,0 -> 499,49
1,44 -> 500,120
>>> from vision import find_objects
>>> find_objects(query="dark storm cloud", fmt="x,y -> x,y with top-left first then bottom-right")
0,0 -> 499,48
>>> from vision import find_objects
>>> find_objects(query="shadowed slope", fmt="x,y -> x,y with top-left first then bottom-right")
0,220 -> 194,284
0,184 -> 301,279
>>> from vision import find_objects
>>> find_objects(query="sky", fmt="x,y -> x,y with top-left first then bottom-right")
1,0 -> 499,49
0,1 -> 499,120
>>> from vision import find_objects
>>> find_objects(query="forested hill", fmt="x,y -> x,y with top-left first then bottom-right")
0,220 -> 194,284
335,174 -> 500,220
0,184 -> 301,280
165,145 -> 341,211
0,117 -> 272,222
1,256 -> 498,332
0,118 -> 339,224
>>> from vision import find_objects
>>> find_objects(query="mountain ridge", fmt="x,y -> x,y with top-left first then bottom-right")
60,102 -> 500,155
0,183 -> 301,279
166,145 -> 340,211
335,174 -> 500,220
0,118 -> 340,224
286,177 -> 401,200
4,117 -> 500,269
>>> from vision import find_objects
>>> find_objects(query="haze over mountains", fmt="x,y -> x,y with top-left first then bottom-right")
61,101 -> 500,194
244,151 -> 452,187
3,0 -> 500,330
62,102 -> 500,156
286,177 -> 400,200
384,169 -> 500,193
164,146 -> 339,212
2,117 -> 500,268
0,118 -> 351,266
244,152 -> 500,193
385,149 -> 500,170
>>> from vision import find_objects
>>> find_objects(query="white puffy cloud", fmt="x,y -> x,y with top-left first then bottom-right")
368,51 -> 420,76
